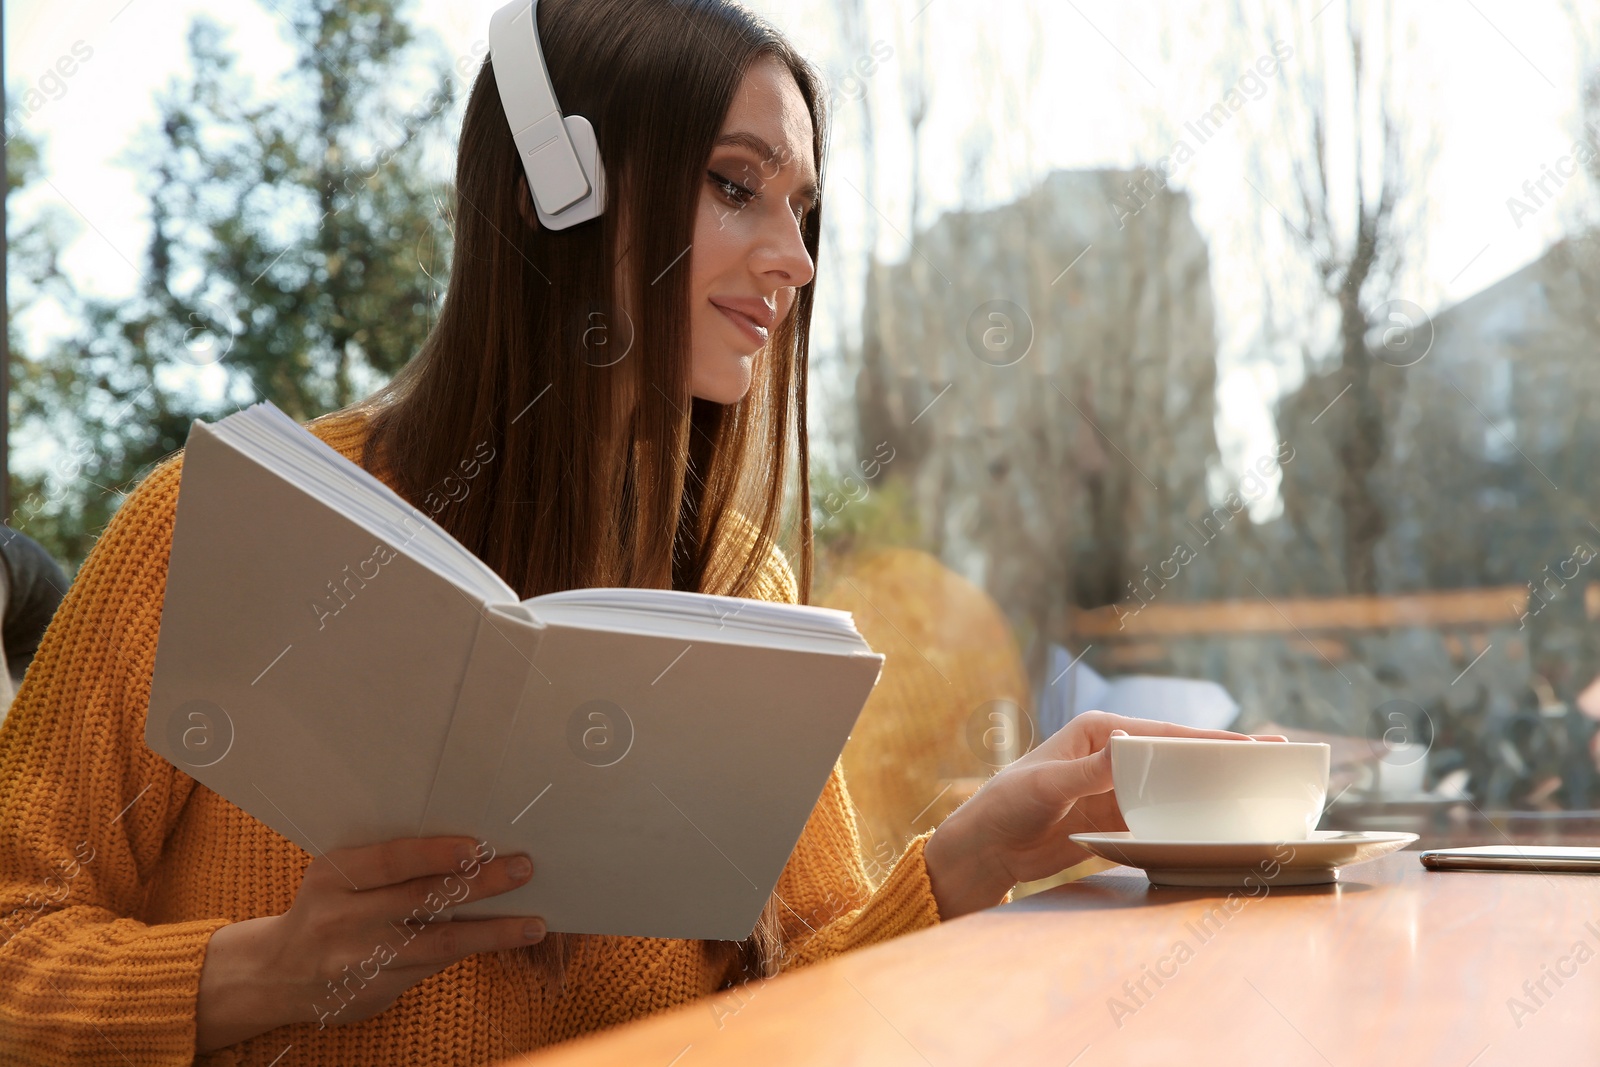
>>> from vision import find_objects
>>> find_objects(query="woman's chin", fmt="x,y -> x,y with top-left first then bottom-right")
691,353 -> 754,404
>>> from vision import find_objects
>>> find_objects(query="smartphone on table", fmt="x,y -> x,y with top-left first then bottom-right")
1418,845 -> 1600,873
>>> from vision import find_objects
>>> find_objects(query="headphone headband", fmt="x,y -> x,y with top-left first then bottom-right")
488,0 -> 606,230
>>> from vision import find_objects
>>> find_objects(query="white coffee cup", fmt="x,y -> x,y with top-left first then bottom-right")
1110,735 -> 1331,842
1372,741 -> 1427,796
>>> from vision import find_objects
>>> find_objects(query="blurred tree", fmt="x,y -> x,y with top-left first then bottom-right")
1253,0 -> 1432,595
5,126 -> 73,324
1566,0 -> 1600,336
11,0 -> 457,571
6,122 -> 83,566
831,0 -> 896,502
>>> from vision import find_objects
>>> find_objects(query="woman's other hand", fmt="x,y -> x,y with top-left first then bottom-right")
922,712 -> 1286,920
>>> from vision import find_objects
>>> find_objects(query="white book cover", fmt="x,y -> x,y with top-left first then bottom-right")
146,402 -> 885,940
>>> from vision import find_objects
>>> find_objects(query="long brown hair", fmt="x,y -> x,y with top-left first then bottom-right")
354,0 -> 826,989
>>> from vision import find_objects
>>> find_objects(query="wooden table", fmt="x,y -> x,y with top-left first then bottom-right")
1324,805 -> 1600,850
524,851 -> 1598,1065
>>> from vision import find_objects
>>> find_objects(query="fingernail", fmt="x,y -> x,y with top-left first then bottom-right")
523,919 -> 546,941
1110,729 -> 1129,738
508,856 -> 532,880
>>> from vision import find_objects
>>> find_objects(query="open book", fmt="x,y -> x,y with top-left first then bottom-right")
146,402 -> 885,940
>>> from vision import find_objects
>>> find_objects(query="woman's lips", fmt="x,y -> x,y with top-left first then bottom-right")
713,301 -> 769,348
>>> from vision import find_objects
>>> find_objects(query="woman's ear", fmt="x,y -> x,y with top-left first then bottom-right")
517,174 -> 541,231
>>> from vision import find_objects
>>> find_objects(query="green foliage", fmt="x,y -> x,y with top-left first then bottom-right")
807,461 -> 926,596
8,0 -> 460,572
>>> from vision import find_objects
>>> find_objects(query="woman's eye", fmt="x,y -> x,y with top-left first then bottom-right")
710,171 -> 755,208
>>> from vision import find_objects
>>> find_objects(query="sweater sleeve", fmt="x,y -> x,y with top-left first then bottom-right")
765,760 -> 945,971
0,456 -> 234,1066
746,539 -> 949,971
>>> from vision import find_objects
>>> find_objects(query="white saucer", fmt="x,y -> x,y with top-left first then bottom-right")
1068,830 -> 1419,887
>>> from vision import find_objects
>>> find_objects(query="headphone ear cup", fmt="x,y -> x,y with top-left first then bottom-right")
533,115 -> 605,231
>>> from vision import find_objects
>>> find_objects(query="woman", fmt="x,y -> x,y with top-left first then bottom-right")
0,1 -> 1269,1062
0,527 -> 69,710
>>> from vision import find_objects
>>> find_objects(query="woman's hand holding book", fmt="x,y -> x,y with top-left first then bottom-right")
195,836 -> 544,1053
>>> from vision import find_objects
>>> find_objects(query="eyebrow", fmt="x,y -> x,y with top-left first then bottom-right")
714,130 -> 820,207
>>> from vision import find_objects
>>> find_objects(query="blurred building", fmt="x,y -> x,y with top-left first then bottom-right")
1390,234 -> 1600,591
853,168 -> 1226,669
1276,233 -> 1600,596
1143,234 -> 1600,807
849,173 -> 1598,809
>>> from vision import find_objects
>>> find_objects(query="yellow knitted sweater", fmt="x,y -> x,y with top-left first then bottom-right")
0,409 -> 945,1065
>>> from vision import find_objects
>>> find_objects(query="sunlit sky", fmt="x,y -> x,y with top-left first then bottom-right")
7,0 -> 1597,500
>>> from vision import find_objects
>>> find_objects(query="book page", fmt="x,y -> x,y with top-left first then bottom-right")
526,587 -> 865,649
214,402 -> 516,605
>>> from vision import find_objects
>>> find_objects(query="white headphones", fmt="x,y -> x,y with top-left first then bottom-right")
488,0 -> 606,230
